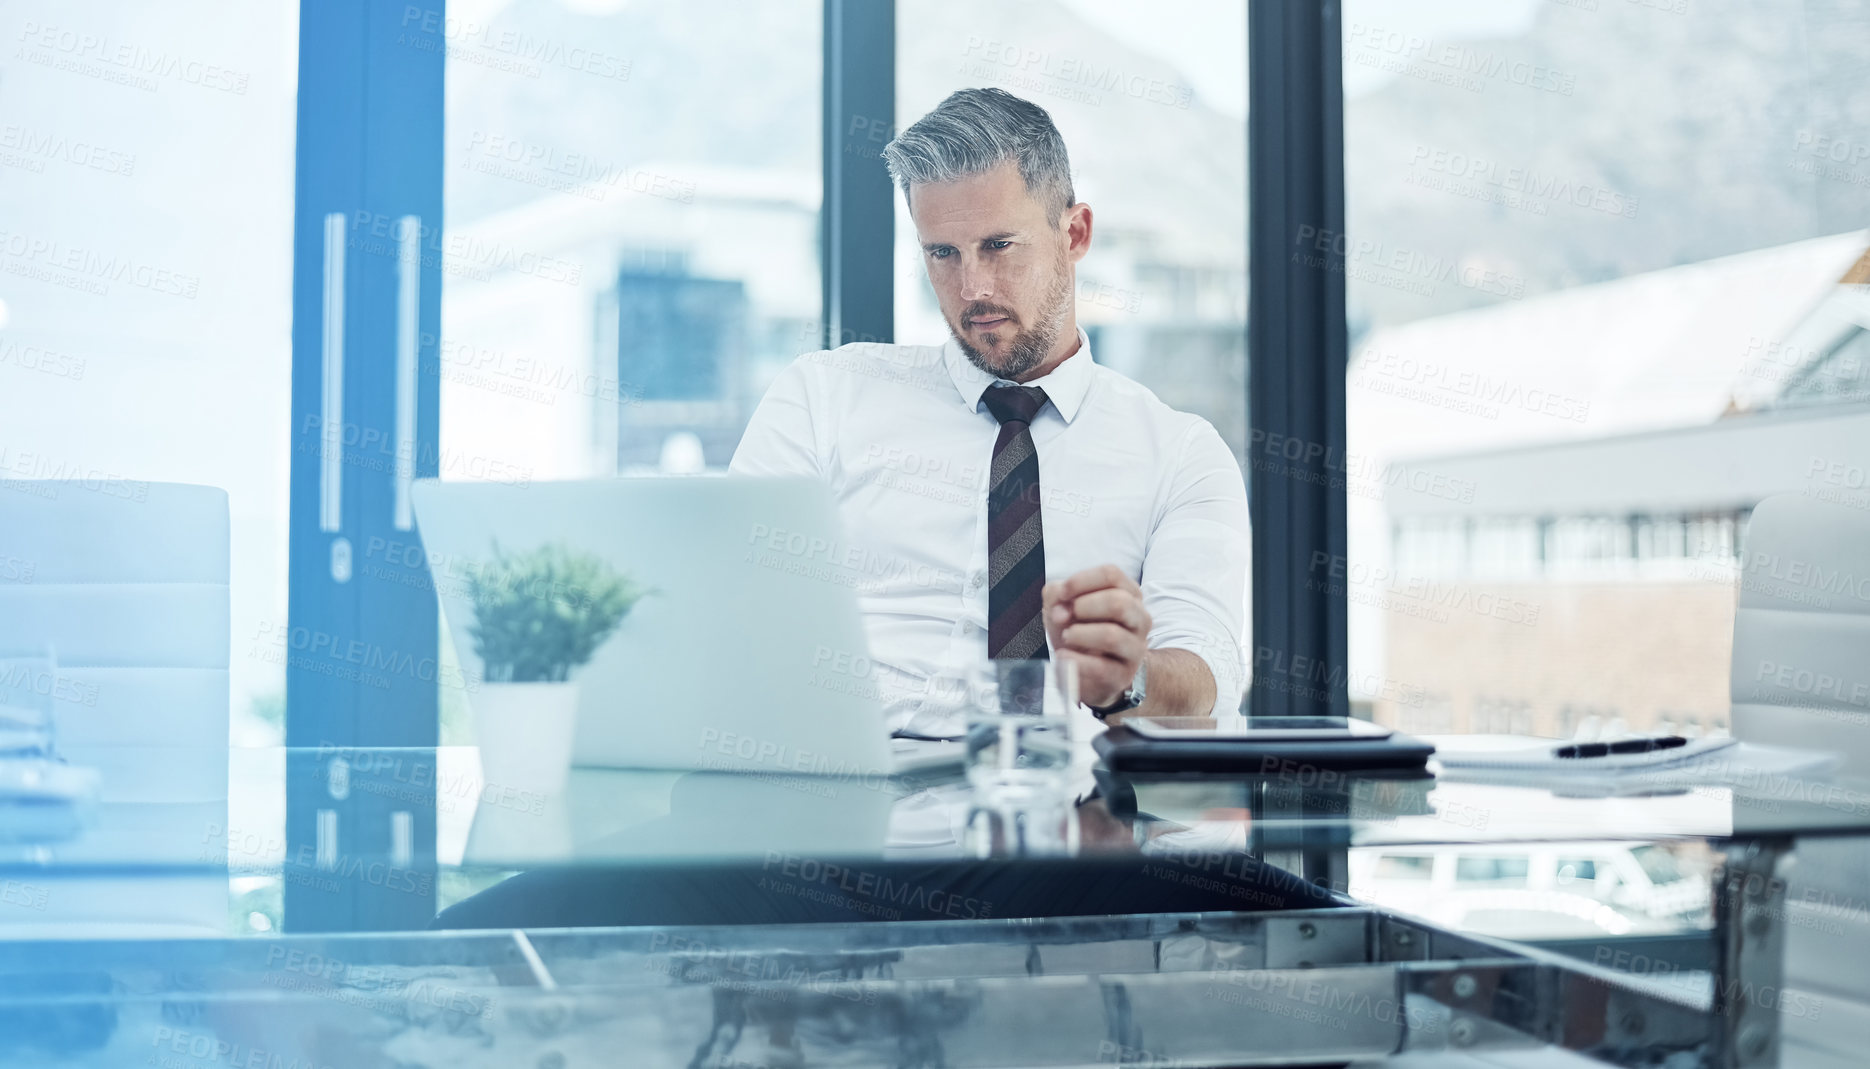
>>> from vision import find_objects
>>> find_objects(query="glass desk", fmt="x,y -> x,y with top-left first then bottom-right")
1,742 -> 1866,1067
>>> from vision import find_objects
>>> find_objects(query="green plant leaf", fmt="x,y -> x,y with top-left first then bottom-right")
466,540 -> 652,684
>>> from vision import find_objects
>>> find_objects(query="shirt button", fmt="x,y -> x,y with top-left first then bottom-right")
968,571 -> 985,590
961,621 -> 979,635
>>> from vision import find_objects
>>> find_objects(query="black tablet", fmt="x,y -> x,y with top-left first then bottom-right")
1094,720 -> 1434,775
1125,716 -> 1394,742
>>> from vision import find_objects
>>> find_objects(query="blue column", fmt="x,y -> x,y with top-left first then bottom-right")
1247,0 -> 1350,718
285,0 -> 444,930
822,0 -> 896,349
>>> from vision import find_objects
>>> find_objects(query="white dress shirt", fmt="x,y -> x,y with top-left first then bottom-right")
730,328 -> 1250,735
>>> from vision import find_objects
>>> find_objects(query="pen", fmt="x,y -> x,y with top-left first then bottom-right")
1555,735 -> 1687,759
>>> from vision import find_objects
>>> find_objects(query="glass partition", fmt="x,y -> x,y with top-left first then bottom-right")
0,2 -> 297,742
0,0 -> 300,936
1341,0 -> 1870,738
438,0 -> 823,488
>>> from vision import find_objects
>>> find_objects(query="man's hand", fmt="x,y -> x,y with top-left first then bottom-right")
1043,564 -> 1150,708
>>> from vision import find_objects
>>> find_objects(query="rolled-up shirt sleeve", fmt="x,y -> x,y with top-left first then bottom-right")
1141,420 -> 1251,716
730,357 -> 823,477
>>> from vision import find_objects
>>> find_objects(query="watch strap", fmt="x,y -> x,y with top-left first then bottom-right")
1089,689 -> 1141,720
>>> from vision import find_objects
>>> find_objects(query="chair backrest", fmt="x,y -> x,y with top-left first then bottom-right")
1730,491 -> 1870,1012
0,481 -> 229,935
1731,493 -> 1870,770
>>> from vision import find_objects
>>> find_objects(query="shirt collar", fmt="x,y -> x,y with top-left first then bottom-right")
942,326 -> 1094,424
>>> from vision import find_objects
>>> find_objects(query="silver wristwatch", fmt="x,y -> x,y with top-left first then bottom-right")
1089,658 -> 1148,720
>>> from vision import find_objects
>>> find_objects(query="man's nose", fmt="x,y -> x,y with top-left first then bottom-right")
959,257 -> 994,302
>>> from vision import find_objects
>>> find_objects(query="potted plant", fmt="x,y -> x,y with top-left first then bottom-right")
466,541 -> 650,794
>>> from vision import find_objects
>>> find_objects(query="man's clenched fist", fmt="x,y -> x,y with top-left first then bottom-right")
1042,564 -> 1150,708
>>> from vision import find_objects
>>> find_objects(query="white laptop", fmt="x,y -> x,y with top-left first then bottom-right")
410,476 -> 962,777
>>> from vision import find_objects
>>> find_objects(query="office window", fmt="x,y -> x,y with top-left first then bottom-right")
1343,0 -> 1870,738
894,0 -> 1248,465
1469,517 -> 1542,579
1396,691 -> 1456,736
1,2 -> 297,742
1472,696 -> 1534,736
613,268 -> 746,403
1632,515 -> 1687,562
434,0 -> 820,740
1555,857 -> 1599,885
0,1 -> 298,933
439,0 -> 821,486
1455,856 -> 1529,886
1373,853 -> 1435,881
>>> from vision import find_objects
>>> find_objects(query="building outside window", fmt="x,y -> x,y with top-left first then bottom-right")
1343,0 -> 1870,738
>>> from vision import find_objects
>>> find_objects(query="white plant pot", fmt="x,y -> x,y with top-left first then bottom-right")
473,681 -> 579,797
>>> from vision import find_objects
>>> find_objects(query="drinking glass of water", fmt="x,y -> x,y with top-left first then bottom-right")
963,658 -> 1078,809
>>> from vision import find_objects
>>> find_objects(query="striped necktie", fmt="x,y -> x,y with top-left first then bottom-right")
981,384 -> 1051,661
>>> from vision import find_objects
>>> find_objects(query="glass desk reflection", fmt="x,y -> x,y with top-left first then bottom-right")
2,745 -> 1867,1067
5,743 -> 1867,899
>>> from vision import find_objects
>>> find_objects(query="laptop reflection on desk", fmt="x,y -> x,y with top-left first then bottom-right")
460,763 -> 914,867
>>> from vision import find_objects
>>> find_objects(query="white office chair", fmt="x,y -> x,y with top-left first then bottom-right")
1731,492 -> 1870,1062
0,481 -> 229,936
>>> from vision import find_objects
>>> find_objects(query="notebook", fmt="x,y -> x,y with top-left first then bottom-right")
1431,735 -> 1840,796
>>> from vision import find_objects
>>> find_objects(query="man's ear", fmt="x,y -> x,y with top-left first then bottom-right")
1065,202 -> 1094,263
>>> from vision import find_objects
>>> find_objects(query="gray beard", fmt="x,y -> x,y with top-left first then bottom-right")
953,265 -> 1074,381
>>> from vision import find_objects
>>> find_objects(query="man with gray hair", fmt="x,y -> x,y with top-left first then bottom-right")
436,90 -> 1328,935
733,87 -> 1250,732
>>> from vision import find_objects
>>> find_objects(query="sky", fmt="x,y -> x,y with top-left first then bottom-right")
451,0 -> 1545,119
1064,0 -> 1543,110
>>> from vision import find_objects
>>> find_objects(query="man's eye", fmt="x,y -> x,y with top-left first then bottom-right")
987,240 -> 1012,250
929,247 -> 953,260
